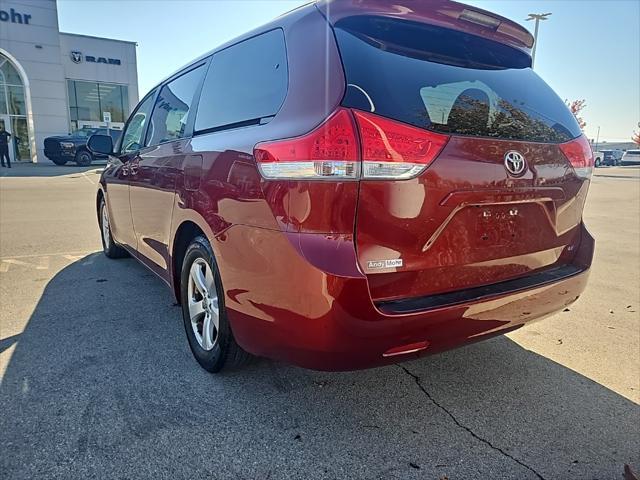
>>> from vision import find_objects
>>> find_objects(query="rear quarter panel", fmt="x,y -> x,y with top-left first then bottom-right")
169,6 -> 350,307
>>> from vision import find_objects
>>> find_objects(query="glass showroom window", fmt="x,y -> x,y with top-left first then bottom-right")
67,80 -> 129,131
0,53 -> 32,161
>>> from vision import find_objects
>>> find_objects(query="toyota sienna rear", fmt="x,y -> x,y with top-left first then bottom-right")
94,0 -> 594,372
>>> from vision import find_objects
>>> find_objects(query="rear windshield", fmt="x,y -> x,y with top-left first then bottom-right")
335,16 -> 581,143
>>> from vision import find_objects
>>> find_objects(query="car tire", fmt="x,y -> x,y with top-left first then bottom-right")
99,198 -> 128,259
75,150 -> 93,166
51,157 -> 68,166
180,235 -> 252,373
595,158 -> 601,168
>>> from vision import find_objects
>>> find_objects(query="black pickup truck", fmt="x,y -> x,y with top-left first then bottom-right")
44,128 -> 121,166
600,149 -> 624,167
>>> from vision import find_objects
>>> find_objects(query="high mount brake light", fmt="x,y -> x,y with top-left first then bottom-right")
436,5 -> 533,48
559,135 -> 594,179
353,110 -> 450,180
459,9 -> 501,29
254,109 -> 449,181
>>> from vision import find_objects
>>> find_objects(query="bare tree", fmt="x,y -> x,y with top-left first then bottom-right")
565,99 -> 587,130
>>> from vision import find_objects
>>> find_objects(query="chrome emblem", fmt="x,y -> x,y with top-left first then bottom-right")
504,151 -> 527,176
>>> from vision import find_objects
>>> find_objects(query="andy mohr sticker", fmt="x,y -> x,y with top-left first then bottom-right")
367,259 -> 403,269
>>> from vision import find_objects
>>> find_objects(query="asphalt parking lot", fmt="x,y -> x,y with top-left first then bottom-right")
1,163 -> 638,479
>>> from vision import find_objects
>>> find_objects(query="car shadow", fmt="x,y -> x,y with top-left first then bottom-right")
0,162 -> 107,178
593,164 -> 640,178
1,253 -> 638,479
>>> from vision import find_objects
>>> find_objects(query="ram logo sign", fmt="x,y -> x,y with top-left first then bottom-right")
69,51 -> 121,66
70,51 -> 83,64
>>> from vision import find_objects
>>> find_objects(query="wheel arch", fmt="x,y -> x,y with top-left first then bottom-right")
96,188 -> 105,223
171,220 -> 207,304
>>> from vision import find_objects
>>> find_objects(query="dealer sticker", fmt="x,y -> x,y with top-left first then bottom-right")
367,259 -> 403,269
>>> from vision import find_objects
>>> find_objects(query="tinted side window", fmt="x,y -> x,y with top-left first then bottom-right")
120,92 -> 156,154
146,66 -> 205,146
195,29 -> 287,132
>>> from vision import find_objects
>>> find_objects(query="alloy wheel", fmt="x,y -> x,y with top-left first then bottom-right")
187,258 -> 219,351
102,204 -> 110,250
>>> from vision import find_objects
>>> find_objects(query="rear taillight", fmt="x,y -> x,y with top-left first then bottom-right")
559,135 -> 594,179
254,109 -> 449,181
254,108 -> 359,180
353,110 -> 450,180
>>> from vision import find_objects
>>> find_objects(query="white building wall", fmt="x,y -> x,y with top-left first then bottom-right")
0,0 -> 67,163
0,0 -> 138,163
59,33 -> 139,114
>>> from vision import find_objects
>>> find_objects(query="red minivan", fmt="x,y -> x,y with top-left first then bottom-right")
89,0 -> 594,373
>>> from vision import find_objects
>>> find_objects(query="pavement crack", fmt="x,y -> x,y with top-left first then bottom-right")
399,365 -> 547,480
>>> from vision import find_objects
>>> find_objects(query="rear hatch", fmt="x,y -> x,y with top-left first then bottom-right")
334,15 -> 592,302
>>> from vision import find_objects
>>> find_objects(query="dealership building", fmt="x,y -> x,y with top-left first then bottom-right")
0,0 -> 138,163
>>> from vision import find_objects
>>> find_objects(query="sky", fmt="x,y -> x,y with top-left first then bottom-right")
57,0 -> 640,143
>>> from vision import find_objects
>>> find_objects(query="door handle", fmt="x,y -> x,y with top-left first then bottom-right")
129,158 -> 140,175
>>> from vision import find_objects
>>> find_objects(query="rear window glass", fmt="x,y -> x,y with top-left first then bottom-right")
195,29 -> 288,133
335,16 -> 581,143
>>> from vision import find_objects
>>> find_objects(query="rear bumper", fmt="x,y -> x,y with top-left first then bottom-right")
377,264 -> 584,314
225,224 -> 594,371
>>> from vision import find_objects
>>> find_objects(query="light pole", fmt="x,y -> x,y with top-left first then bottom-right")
526,12 -> 552,68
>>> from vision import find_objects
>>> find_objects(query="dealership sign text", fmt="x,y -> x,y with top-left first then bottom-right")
70,51 -> 121,66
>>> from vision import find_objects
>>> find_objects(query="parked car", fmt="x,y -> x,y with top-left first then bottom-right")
89,0 -> 594,373
621,149 -> 640,165
44,127 -> 121,166
593,150 -> 604,167
600,149 -> 623,166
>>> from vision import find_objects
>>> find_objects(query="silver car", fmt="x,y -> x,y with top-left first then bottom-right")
621,149 -> 640,165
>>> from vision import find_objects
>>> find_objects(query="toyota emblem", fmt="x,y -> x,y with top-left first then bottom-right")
504,151 -> 527,176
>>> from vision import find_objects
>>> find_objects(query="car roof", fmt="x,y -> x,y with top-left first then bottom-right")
151,0 -> 534,92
